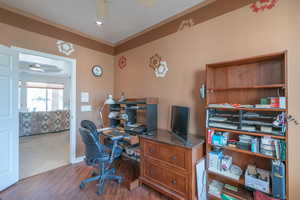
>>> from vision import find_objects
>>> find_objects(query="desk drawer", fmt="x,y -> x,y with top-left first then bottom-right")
159,145 -> 187,170
144,140 -> 159,158
143,158 -> 188,197
144,159 -> 164,183
164,169 -> 188,195
143,140 -> 188,170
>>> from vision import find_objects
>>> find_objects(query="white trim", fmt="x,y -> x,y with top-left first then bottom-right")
12,47 -> 75,63
71,156 -> 85,164
12,46 -> 79,164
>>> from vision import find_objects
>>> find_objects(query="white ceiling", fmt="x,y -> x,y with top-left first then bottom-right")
0,0 -> 206,44
19,53 -> 70,76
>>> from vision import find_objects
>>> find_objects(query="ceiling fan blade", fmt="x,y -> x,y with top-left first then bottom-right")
137,0 -> 157,7
96,0 -> 107,19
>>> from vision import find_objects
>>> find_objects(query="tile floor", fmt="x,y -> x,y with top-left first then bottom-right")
19,131 -> 70,179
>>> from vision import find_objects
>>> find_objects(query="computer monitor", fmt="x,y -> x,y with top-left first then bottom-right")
171,105 -> 190,141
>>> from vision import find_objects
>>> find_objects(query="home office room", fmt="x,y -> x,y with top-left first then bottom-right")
0,0 -> 299,200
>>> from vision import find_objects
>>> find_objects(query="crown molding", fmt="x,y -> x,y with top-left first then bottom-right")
115,0 -> 257,54
0,0 -> 258,56
115,0 -> 217,46
0,3 -> 115,55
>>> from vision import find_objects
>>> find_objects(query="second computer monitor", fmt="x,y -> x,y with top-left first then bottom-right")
171,105 -> 190,141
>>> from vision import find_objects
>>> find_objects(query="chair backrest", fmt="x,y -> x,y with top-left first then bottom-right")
81,120 -> 98,138
79,127 -> 107,164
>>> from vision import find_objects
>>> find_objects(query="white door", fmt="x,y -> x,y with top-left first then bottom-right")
0,45 -> 19,191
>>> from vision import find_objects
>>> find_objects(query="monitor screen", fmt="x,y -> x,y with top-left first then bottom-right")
171,105 -> 190,140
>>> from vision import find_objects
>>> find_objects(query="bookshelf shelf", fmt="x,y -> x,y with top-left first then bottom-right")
206,106 -> 286,112
207,84 -> 285,92
208,170 -> 245,185
208,144 -> 276,160
222,187 -> 253,200
208,194 -> 221,200
208,128 -> 286,140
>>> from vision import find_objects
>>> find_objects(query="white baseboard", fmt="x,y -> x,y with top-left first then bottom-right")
71,156 -> 85,164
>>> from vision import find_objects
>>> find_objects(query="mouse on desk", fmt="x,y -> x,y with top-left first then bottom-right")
144,131 -> 155,136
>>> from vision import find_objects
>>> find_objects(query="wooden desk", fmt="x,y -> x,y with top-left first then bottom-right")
100,128 -> 205,199
139,130 -> 205,200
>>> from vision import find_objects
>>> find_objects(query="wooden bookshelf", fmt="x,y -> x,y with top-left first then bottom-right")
205,52 -> 288,199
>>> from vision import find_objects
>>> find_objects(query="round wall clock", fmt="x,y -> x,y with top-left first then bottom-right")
92,65 -> 103,77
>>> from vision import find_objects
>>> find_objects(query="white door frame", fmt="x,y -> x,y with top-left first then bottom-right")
11,47 -> 80,164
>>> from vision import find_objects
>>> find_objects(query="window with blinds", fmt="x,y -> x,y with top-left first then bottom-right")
22,82 -> 64,112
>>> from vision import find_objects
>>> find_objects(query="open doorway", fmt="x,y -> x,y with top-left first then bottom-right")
13,47 -> 77,179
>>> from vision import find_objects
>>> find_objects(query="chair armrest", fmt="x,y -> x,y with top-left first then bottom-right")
97,127 -> 122,139
97,127 -> 118,132
110,135 -> 124,141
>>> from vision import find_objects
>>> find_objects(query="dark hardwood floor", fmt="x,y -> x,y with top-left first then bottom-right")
0,161 -> 169,200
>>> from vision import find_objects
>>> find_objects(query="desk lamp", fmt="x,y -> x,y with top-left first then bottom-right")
99,94 -> 115,128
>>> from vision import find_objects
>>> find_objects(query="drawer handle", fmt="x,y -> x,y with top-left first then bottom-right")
149,148 -> 155,153
171,180 -> 177,185
171,156 -> 177,161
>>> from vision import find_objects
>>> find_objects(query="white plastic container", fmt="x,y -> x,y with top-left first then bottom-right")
245,167 -> 270,194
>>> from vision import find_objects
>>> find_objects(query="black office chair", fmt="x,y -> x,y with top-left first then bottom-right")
79,127 -> 123,195
81,120 -> 99,138
80,120 -> 123,153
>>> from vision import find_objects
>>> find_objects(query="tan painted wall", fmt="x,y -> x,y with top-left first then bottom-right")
0,23 -> 115,157
1,0 -> 299,197
114,0 -> 300,198
285,0 -> 300,198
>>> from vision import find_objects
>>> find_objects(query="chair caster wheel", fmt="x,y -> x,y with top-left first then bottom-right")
117,178 -> 123,184
96,188 -> 104,195
79,183 -> 85,190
